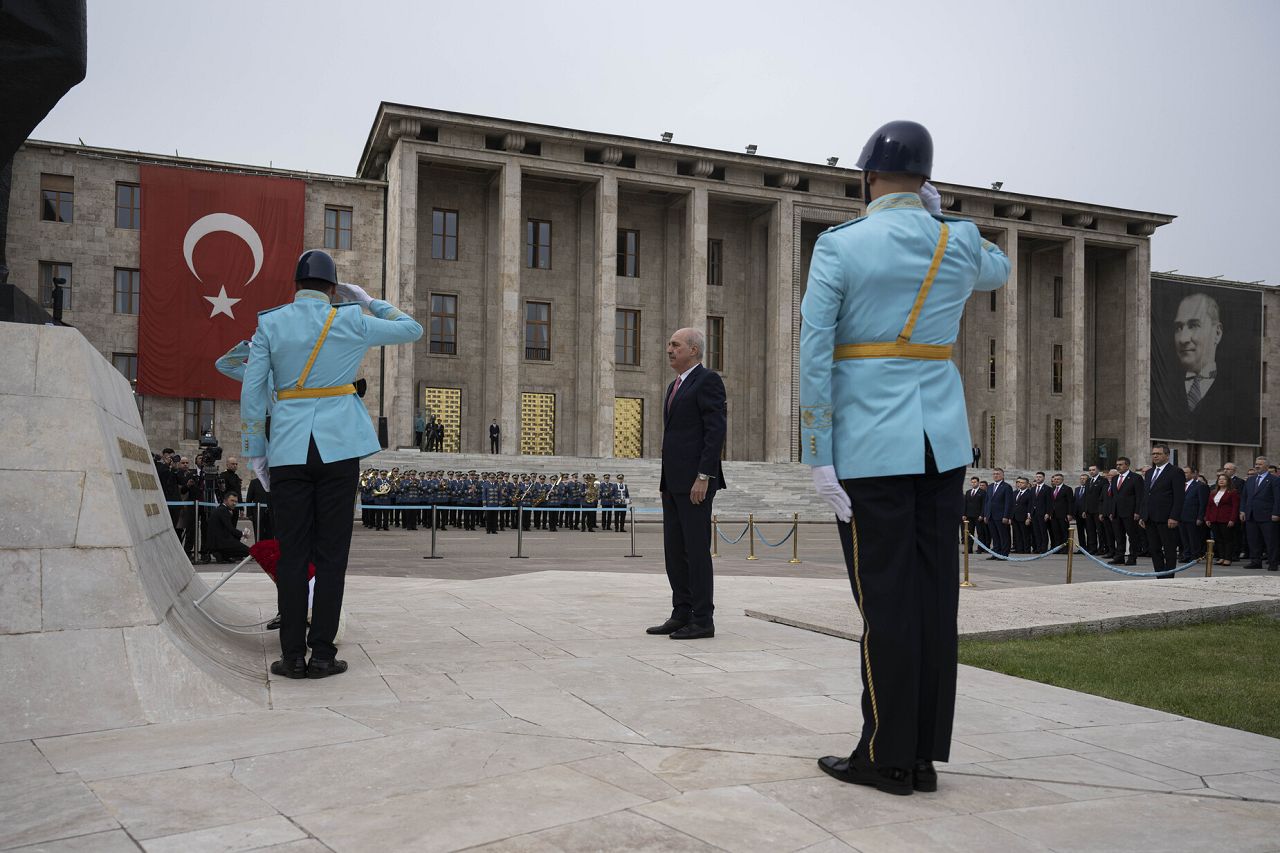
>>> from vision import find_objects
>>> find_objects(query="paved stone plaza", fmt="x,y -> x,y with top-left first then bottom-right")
6,556 -> 1280,852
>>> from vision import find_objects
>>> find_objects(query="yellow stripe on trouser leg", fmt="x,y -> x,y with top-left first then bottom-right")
849,513 -> 880,763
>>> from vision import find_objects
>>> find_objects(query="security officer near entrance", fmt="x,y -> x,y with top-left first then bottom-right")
242,250 -> 422,680
800,121 -> 1010,795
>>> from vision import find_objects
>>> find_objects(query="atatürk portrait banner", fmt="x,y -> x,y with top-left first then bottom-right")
1150,277 -> 1261,446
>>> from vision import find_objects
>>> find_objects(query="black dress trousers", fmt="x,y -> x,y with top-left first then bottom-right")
837,453 -> 965,770
270,437 -> 360,662
661,489 -> 715,625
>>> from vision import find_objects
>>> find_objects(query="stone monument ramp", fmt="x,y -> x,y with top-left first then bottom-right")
0,322 -> 268,742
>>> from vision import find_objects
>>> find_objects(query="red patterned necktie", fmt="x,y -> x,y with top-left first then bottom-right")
666,376 -> 682,414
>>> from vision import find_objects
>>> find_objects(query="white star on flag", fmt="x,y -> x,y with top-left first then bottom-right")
203,285 -> 242,319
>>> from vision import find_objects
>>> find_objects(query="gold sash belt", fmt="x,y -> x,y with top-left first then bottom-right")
833,343 -> 954,361
276,384 -> 357,400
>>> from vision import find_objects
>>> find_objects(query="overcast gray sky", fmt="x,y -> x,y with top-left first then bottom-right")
34,0 -> 1279,284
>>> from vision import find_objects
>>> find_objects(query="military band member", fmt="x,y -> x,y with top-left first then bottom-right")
583,474 -> 599,532
615,474 -> 630,532
399,471 -> 421,531
800,121 -> 1009,793
242,249 -> 422,679
600,474 -> 617,530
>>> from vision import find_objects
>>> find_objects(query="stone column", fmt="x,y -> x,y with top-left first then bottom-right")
383,137 -> 419,448
592,174 -> 618,457
682,186 -> 708,329
1065,236 -> 1086,468
1127,238 -> 1152,454
998,229 -> 1022,468
496,162 -> 522,453
765,198 -> 794,462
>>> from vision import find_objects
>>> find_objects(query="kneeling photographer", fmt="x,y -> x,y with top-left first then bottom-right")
209,492 -> 250,563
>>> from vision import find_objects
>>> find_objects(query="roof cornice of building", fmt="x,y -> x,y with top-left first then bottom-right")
21,139 -> 386,188
358,102 -> 1176,228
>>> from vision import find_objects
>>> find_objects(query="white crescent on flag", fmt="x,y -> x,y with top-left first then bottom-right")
183,213 -> 265,286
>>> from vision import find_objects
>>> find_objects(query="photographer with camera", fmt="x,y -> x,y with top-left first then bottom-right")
208,492 -> 251,563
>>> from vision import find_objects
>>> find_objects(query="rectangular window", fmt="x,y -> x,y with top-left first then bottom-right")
431,208 -> 458,260
524,301 -> 551,360
527,219 -> 552,269
990,290 -> 997,312
111,352 -> 138,387
707,316 -> 724,371
988,338 -> 997,390
115,182 -> 141,229
40,173 -> 73,222
1052,275 -> 1064,319
1053,418 -> 1063,469
429,293 -> 457,355
183,398 -> 215,440
1052,344 -> 1064,394
615,309 -> 640,365
38,261 -> 73,310
617,229 -> 640,278
113,268 -> 141,315
323,206 -> 353,251
708,238 -> 723,286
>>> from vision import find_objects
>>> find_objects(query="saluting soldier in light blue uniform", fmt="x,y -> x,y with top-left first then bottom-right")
241,249 -> 422,680
801,122 -> 1009,796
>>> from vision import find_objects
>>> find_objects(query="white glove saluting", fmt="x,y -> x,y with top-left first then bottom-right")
335,282 -> 374,307
246,457 -> 270,492
919,181 -> 942,215
812,465 -> 851,523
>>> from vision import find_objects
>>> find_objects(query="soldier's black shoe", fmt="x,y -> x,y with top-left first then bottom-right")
306,658 -> 348,679
913,760 -> 938,792
669,623 -> 715,640
646,618 -> 687,635
818,752 -> 912,796
270,657 -> 307,679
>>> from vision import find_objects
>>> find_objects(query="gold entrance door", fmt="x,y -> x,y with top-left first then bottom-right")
614,397 -> 643,458
422,387 -> 461,452
520,392 -> 555,455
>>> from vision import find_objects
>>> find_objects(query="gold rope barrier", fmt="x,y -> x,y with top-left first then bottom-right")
746,513 -> 759,560
1065,529 -> 1075,584
1204,538 -> 1214,578
711,515 -> 719,558
960,519 -> 975,588
789,513 -> 801,564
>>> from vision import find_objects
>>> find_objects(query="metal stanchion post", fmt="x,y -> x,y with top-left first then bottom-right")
746,513 -> 759,560
1204,537 -> 1214,578
510,505 -> 528,558
423,505 -> 442,559
960,519 -> 975,587
255,504 -> 261,541
789,513 -> 801,564
625,506 -> 642,558
711,515 -> 720,558
1066,529 -> 1074,584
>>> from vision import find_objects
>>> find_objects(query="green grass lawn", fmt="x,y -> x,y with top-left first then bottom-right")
957,614 -> 1280,738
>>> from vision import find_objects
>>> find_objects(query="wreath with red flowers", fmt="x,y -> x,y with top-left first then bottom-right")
248,539 -> 316,583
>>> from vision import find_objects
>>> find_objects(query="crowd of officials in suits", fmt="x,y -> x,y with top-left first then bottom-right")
963,449 -> 1280,575
358,468 -> 633,535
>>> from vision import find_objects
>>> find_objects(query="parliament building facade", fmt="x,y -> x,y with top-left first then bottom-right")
7,103 -> 1277,472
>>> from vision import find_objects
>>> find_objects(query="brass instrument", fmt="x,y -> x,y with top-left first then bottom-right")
373,480 -> 391,496
585,479 -> 599,503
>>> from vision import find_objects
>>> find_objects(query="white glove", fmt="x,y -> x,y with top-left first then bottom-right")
919,181 -> 942,215
812,465 -> 852,523
335,282 -> 374,307
247,457 -> 270,492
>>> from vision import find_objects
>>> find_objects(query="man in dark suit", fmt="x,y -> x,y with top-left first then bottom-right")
1178,467 -> 1207,562
1029,472 -> 1049,554
1073,475 -> 1088,552
981,468 -> 1012,558
1048,473 -> 1073,548
209,493 -> 250,563
1110,456 -> 1144,565
1224,462 -> 1248,560
1139,443 -> 1185,579
1241,455 -> 1280,570
962,477 -> 984,553
1010,478 -> 1032,554
489,419 -> 501,454
1082,465 -> 1107,554
648,327 -> 726,640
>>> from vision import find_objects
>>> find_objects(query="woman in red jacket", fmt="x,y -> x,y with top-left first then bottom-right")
1204,473 -> 1240,566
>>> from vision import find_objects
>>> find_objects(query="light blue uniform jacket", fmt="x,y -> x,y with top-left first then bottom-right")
241,289 -> 422,466
215,341 -> 274,415
799,193 -> 1010,479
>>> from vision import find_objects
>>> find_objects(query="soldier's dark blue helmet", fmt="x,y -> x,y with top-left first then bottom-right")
295,249 -> 338,286
856,120 -> 933,178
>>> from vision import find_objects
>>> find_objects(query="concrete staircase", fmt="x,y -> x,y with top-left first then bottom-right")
364,449 -> 833,521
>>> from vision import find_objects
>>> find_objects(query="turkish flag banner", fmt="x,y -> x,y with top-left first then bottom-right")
137,165 -> 304,400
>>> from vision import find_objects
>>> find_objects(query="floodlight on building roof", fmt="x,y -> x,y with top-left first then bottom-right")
661,132 -> 673,143
827,156 -> 839,166
745,144 -> 757,155
991,181 -> 1003,190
